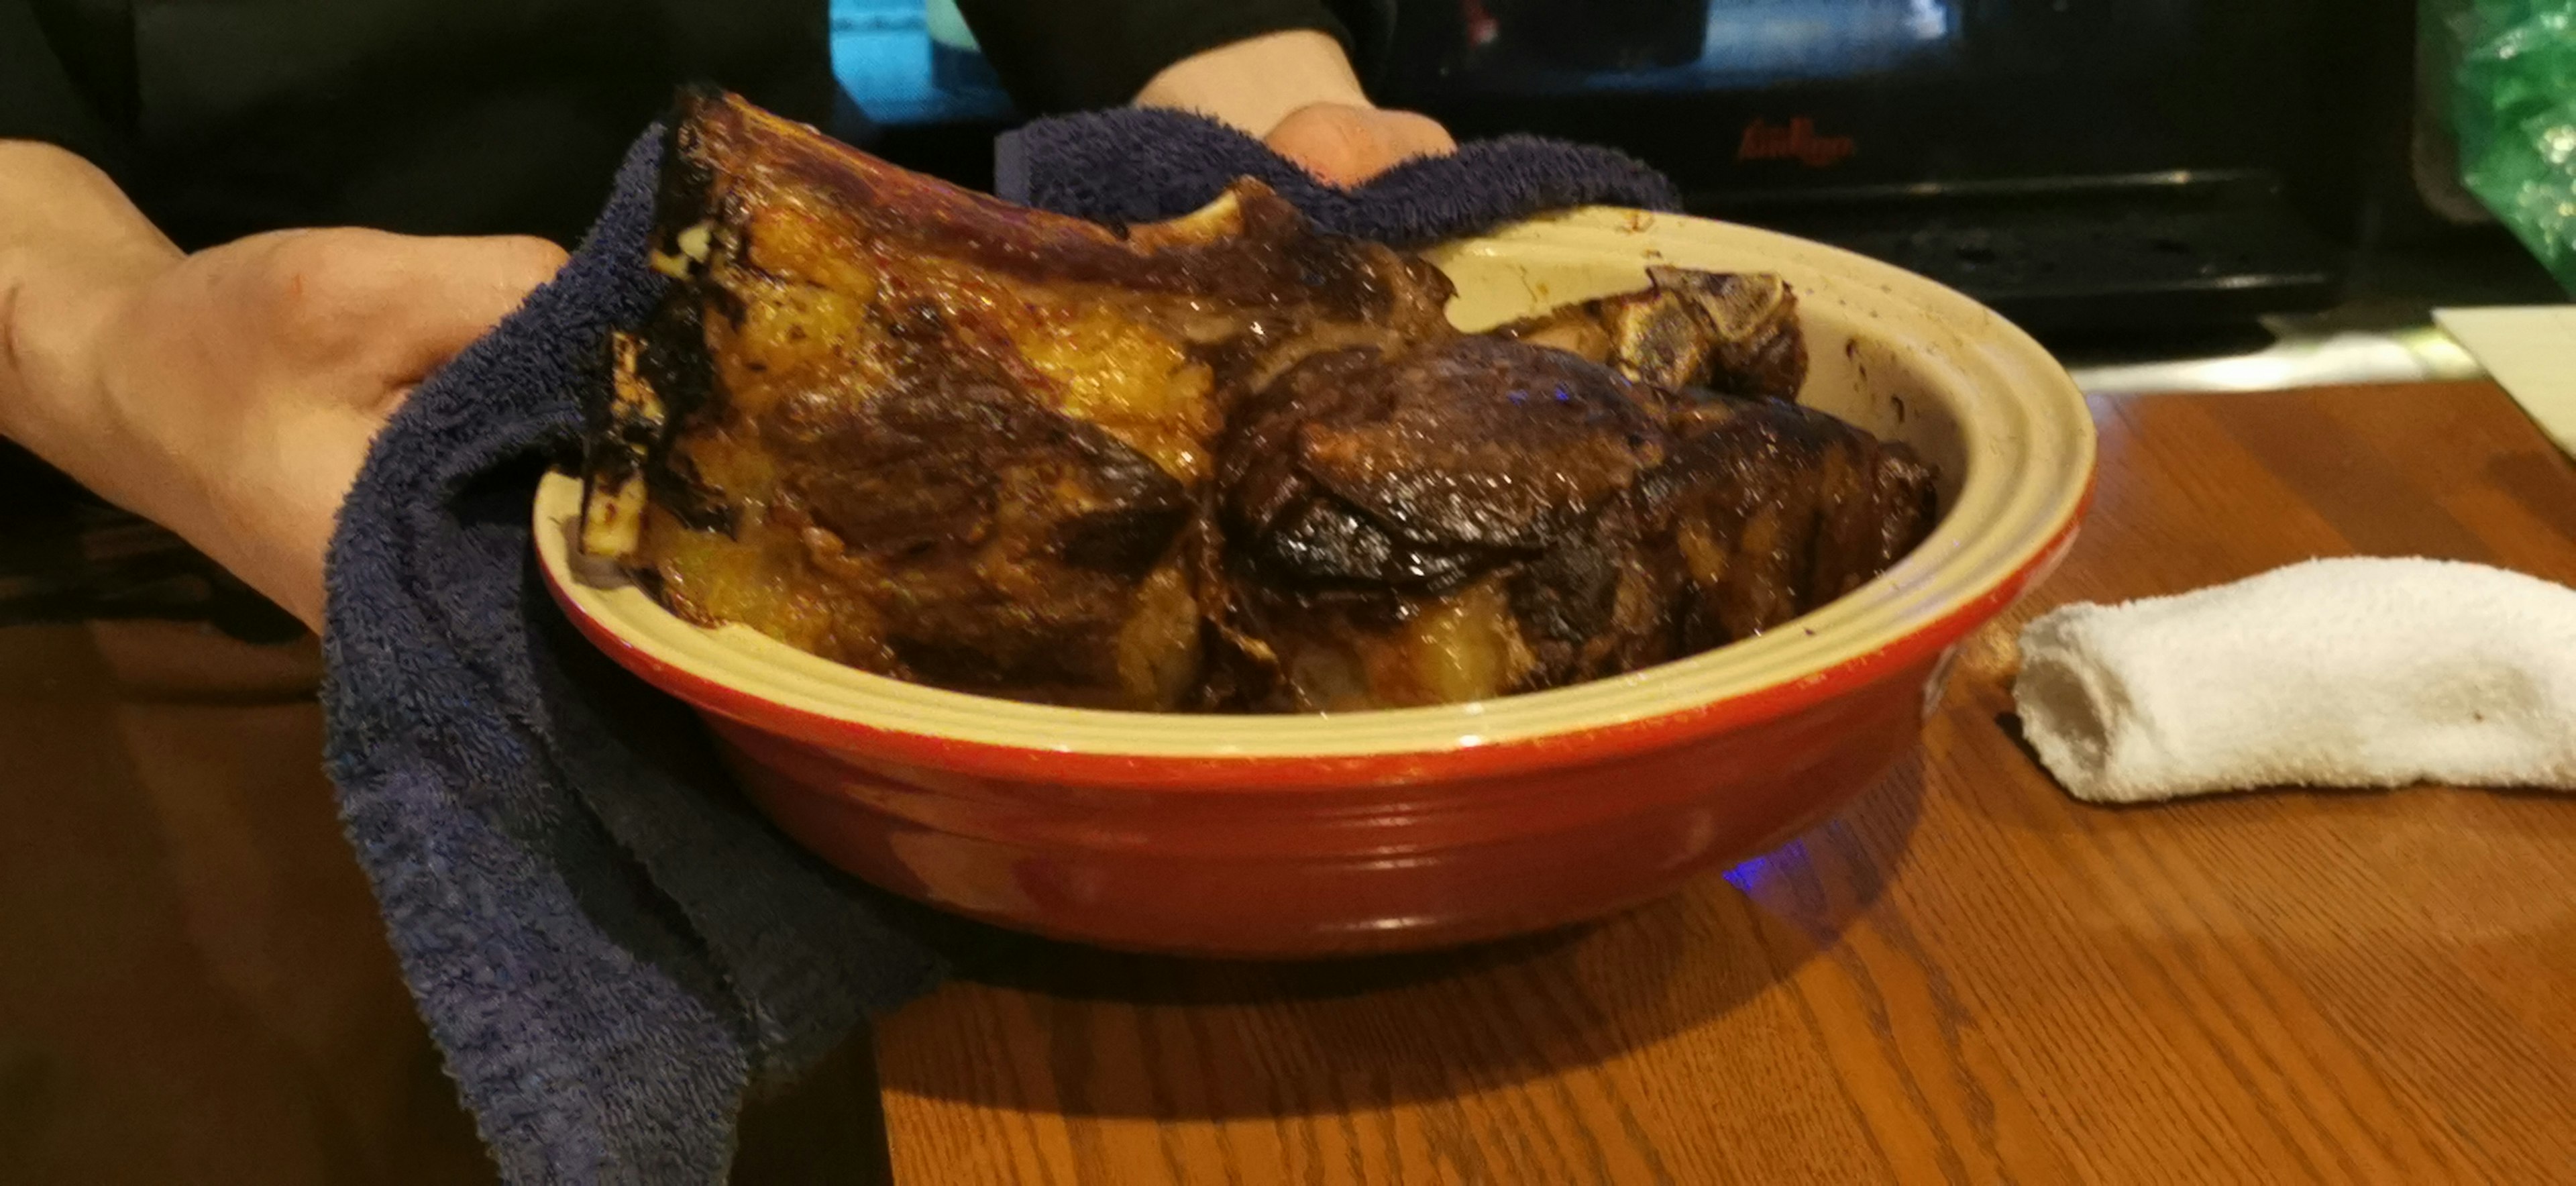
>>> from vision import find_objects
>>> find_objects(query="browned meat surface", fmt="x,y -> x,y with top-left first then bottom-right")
1651,396 -> 1942,651
580,89 -> 1451,709
578,89 -> 1941,713
1493,267 -> 1934,651
1206,338 -> 1678,710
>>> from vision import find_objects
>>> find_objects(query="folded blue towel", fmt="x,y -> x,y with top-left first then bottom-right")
997,106 -> 1680,243
321,107 -> 1678,1183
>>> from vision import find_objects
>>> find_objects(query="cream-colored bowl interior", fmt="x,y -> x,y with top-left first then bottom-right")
535,207 -> 2093,758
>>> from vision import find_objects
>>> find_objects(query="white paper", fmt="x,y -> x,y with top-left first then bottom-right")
2435,305 -> 2576,457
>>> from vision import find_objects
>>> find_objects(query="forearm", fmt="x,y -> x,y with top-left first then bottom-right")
0,140 -> 179,492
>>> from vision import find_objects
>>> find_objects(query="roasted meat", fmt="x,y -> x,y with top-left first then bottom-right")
1205,337 -> 1680,710
1652,396 -> 1942,650
581,90 -> 1451,709
578,90 -> 1942,713
1491,266 -> 1931,648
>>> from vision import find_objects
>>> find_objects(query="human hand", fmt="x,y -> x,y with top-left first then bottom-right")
1134,30 -> 1457,188
79,229 -> 567,630
0,165 -> 567,633
1263,102 -> 1458,188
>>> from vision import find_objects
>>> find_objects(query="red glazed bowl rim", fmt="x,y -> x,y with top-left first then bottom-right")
537,207 -> 2096,788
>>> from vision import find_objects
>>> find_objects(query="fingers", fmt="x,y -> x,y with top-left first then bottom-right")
1362,109 -> 1459,170
396,233 -> 571,368
1265,103 -> 1460,188
239,229 -> 568,392
338,231 -> 572,387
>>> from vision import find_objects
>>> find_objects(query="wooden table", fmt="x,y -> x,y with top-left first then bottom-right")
871,381 -> 2576,1185
4,382 -> 2572,1184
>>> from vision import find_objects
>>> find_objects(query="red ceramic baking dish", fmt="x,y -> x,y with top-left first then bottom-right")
537,207 -> 2096,957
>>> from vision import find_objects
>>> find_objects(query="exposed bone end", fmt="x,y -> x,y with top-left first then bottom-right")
580,471 -> 650,561
1650,268 -> 1805,401
1127,187 -> 1249,250
1652,267 -> 1794,337
578,332 -> 667,561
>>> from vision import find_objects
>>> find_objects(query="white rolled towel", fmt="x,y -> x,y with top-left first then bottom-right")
2012,557 -> 2576,803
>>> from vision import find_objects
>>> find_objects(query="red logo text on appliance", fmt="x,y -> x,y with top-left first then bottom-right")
1737,117 -> 1856,168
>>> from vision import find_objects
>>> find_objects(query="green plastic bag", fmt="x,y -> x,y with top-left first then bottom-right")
2444,0 -> 2576,292
2442,1 -> 2565,292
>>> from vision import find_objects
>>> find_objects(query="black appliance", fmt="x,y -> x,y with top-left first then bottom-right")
842,0 -> 2394,335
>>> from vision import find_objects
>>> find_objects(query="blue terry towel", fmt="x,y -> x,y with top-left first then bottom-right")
996,105 -> 1680,243
320,108 -> 1680,1183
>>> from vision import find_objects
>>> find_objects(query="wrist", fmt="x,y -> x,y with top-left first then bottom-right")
1133,30 -> 1373,142
0,143 -> 179,480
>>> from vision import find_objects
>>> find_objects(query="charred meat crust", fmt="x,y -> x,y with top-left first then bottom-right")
584,91 -> 1470,710
775,372 -> 1193,596
1218,341 -> 1664,590
674,88 -> 1452,323
578,100 -> 732,547
1653,394 -> 1941,650
579,89 -> 1942,714
1203,339 -> 1678,708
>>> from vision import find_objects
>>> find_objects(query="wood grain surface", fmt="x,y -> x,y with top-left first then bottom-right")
5,382 -> 2570,1185
0,623 -> 497,1185
872,382 -> 2576,1185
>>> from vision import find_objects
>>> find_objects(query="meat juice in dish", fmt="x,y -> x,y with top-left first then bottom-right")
577,90 -> 1939,712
